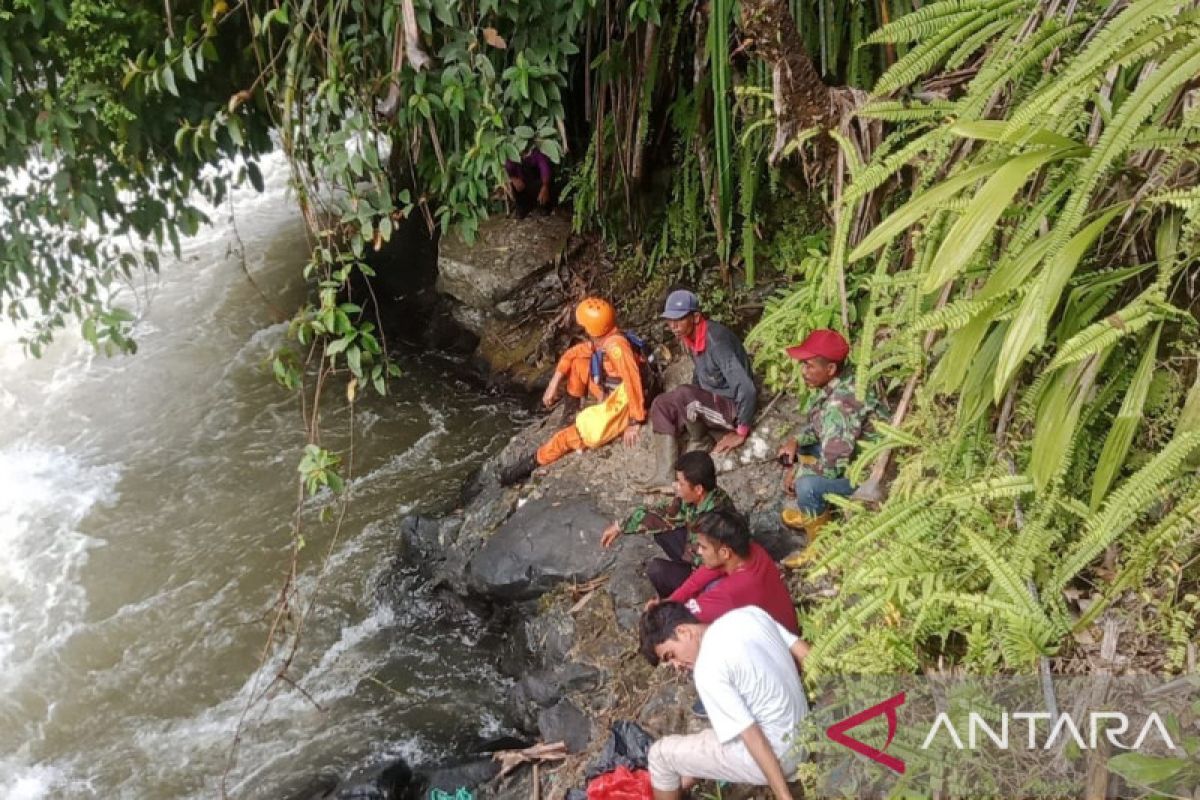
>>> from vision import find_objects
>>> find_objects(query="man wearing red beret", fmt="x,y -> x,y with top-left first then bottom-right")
776,329 -> 887,568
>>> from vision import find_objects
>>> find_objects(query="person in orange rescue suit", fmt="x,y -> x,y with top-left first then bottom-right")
499,298 -> 647,486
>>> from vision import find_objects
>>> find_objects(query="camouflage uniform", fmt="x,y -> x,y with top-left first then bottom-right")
621,486 -> 735,567
791,377 -> 887,513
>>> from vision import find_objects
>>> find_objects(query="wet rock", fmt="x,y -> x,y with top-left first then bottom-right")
537,698 -> 593,754
280,773 -> 341,800
748,511 -> 804,562
449,303 -> 490,339
514,663 -> 603,708
419,758 -> 500,794
606,537 -> 658,630
467,497 -> 616,601
333,758 -> 415,800
474,317 -> 553,392
637,680 -> 690,737
525,605 -> 576,666
399,514 -> 443,562
436,214 -> 570,316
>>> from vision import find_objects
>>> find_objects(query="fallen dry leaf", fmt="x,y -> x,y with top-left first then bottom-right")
483,27 -> 508,48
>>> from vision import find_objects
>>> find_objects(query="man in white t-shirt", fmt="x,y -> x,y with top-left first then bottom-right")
637,602 -> 810,799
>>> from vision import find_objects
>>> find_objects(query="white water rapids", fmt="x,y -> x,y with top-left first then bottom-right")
0,154 -> 520,798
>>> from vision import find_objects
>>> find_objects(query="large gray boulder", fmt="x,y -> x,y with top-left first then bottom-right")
436,214 -> 571,322
467,496 -> 615,601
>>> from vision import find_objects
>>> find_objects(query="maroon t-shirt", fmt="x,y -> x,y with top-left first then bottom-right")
668,541 -> 798,634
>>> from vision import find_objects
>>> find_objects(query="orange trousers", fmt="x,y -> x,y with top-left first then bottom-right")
535,352 -> 616,466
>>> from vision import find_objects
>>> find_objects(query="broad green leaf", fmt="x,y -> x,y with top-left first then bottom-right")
1091,324 -> 1162,509
929,302 -> 1003,395
977,234 -> 1055,301
1031,355 -> 1102,491
993,206 -> 1124,402
850,160 -> 1010,263
951,121 -> 1080,149
1107,753 -> 1187,787
922,145 -> 1084,294
956,320 -> 1008,426
1177,370 -> 1200,468
180,49 -> 196,82
161,65 -> 178,96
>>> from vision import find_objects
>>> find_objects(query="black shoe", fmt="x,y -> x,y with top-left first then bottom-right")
499,451 -> 539,486
691,698 -> 707,719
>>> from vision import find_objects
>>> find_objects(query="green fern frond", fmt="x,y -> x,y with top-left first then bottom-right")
946,17 -> 1016,70
935,474 -> 1036,506
866,0 -> 1017,45
1047,291 -> 1162,371
842,129 -> 950,208
1004,0 -> 1189,136
873,1 -> 1029,96
856,100 -> 956,122
1050,432 -> 1200,592
1128,127 -> 1200,152
999,612 -> 1058,665
957,20 -> 1089,123
923,591 -> 1021,619
803,594 -> 890,675
1074,479 -> 1200,629
1041,39 -> 1200,273
1055,496 -> 1090,519
962,528 -> 1055,626
1147,186 -> 1200,208
915,295 -> 1002,333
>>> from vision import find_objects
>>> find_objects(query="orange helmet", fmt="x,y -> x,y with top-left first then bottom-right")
575,297 -> 616,338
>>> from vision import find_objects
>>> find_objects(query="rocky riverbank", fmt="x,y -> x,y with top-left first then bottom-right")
313,216 -> 815,799
394,365 -> 810,798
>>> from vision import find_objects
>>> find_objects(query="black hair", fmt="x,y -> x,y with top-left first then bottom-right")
638,602 -> 699,666
673,450 -> 717,492
694,509 -> 751,558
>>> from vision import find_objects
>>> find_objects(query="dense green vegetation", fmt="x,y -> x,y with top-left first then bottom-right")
5,0 -> 1198,757
753,0 -> 1200,697
0,0 -> 272,354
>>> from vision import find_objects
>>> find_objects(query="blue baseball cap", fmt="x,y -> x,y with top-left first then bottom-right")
661,289 -> 700,320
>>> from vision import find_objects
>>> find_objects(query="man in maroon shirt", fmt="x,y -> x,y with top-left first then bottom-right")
504,149 -> 554,218
648,509 -> 798,635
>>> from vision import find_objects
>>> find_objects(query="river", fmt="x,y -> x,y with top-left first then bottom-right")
0,153 -> 522,799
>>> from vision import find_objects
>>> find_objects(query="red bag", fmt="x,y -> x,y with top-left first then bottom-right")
586,765 -> 653,800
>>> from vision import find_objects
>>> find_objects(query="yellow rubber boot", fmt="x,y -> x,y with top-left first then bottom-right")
780,509 -> 832,570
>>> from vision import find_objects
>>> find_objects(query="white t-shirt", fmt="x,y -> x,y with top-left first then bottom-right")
693,605 -> 809,770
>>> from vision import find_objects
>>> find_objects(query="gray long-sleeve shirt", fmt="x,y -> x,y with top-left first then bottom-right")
687,317 -> 758,430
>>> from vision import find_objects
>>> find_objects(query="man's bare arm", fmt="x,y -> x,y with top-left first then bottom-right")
790,639 -> 810,672
740,723 -> 793,798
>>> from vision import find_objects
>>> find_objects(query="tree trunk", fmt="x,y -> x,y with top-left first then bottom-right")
739,0 -> 839,164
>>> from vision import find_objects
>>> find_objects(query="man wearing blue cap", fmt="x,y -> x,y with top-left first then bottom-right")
639,289 -> 758,488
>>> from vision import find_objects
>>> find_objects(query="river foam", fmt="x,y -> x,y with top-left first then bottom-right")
0,445 -> 116,683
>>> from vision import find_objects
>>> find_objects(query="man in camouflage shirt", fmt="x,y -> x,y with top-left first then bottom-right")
777,329 -> 888,528
600,451 -> 736,597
